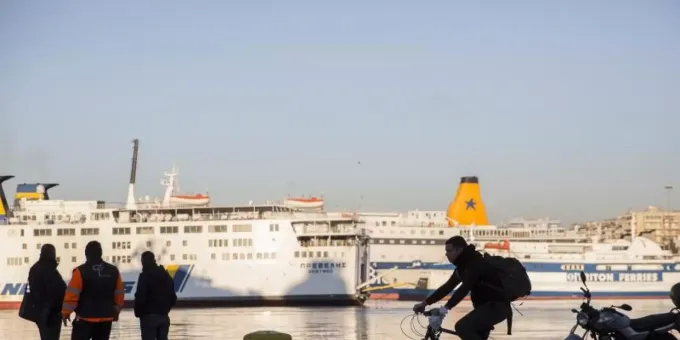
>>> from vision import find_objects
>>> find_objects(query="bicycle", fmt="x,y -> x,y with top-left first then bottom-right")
400,308 -> 458,340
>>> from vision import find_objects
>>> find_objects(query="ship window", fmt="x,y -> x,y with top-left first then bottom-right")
184,225 -> 202,233
412,240 -> 417,244
112,227 -> 131,235
21,229 -> 24,237
247,253 -> 253,260
271,252 -> 276,259
182,254 -> 187,260
166,241 -> 171,247
170,254 -> 175,261
71,256 -> 76,263
232,253 -> 239,260
146,241 -> 152,248
183,240 -> 188,246
294,251 -> 299,258
222,253 -> 229,261
36,243 -> 41,250
22,243 -> 26,249
24,257 -> 29,264
57,228 -> 76,236
64,243 -> 69,249
136,226 -> 154,235
264,252 -> 269,259
233,224 -> 252,233
34,229 -> 52,237
211,253 -> 216,260
81,228 -> 100,236
71,243 -> 76,249
257,253 -> 263,259
323,251 -> 328,257
7,257 -> 23,266
316,251 -> 322,258
301,252 -> 307,258
209,240 -> 213,247
160,226 -> 178,234
209,225 -> 228,233
112,242 -> 131,250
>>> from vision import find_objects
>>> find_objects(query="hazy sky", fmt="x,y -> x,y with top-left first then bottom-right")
1,1 -> 678,224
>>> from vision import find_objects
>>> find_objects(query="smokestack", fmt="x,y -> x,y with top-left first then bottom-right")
125,139 -> 139,210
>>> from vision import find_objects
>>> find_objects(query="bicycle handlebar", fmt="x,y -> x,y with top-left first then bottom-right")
423,308 -> 445,317
420,309 -> 458,338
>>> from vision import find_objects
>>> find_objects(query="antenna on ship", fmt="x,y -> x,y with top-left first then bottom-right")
125,139 -> 139,210
161,165 -> 178,207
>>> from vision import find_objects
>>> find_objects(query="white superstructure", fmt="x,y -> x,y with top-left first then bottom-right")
0,141 -> 369,310
360,209 -> 680,300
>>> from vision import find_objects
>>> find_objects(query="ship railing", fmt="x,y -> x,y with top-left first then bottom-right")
295,225 -> 366,237
298,239 -> 358,247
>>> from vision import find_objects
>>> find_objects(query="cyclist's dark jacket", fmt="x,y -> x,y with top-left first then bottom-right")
424,244 -> 506,309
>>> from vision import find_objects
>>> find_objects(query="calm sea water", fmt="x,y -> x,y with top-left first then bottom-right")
0,300 -> 676,339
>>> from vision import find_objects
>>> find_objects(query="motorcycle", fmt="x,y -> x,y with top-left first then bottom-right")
565,271 -> 680,340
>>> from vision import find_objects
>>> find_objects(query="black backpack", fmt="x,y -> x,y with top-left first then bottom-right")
482,253 -> 532,301
481,253 -> 532,335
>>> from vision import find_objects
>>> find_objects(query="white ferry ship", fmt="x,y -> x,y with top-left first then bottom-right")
0,140 -> 370,309
360,177 -> 680,300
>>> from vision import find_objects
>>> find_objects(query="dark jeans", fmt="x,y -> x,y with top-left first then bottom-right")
140,314 -> 170,340
454,301 -> 511,340
71,320 -> 112,340
36,316 -> 62,340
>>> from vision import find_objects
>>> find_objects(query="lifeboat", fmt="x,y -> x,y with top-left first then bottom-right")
483,239 -> 510,251
169,193 -> 210,207
284,197 -> 324,209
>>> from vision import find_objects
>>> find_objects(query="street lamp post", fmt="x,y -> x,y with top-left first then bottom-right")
665,186 -> 674,252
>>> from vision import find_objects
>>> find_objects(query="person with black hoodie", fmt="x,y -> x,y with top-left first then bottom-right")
25,244 -> 67,340
412,236 -> 511,340
134,251 -> 177,340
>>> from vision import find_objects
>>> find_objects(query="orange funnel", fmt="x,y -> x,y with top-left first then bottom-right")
446,176 -> 489,227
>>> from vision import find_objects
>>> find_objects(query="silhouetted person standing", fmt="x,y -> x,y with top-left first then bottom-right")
134,251 -> 176,340
24,244 -> 66,340
62,241 -> 125,340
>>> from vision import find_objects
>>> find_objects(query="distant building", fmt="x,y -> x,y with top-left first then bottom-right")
498,217 -> 562,229
578,206 -> 680,251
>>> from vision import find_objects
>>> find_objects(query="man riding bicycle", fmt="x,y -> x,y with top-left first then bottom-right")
413,236 -> 512,340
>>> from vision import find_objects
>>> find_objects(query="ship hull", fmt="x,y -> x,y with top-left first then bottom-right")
0,294 -> 365,310
365,260 -> 680,302
0,217 -> 370,311
368,289 -> 669,301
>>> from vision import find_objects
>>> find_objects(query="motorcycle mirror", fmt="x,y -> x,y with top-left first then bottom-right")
580,271 -> 587,284
571,309 -> 578,313
620,304 -> 632,311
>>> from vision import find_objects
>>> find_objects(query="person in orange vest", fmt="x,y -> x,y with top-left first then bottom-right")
61,241 -> 125,340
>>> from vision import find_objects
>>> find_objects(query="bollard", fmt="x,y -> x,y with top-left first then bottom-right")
243,330 -> 292,340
